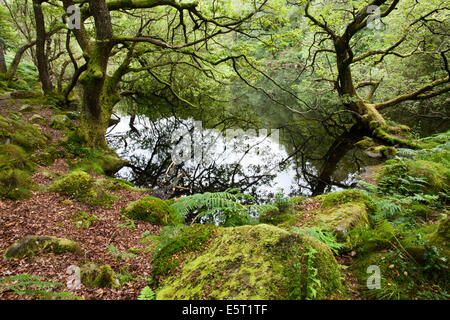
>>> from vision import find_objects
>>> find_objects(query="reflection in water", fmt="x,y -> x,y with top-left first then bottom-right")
107,113 -> 377,202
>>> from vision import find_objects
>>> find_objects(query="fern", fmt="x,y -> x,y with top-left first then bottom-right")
0,274 -> 81,300
138,286 -> 155,300
291,227 -> 344,255
170,189 -> 276,227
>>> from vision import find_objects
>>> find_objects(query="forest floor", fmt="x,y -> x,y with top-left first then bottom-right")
0,96 -> 165,300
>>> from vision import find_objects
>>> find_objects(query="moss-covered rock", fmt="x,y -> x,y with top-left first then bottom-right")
0,116 -> 49,151
49,170 -> 115,206
123,197 -> 184,226
377,159 -> 450,194
355,137 -> 376,149
431,216 -> 450,244
71,211 -> 99,229
19,105 -> 33,113
29,114 -> 46,125
80,262 -> 120,288
3,235 -> 82,259
309,203 -> 369,241
155,224 -> 344,300
0,145 -> 36,200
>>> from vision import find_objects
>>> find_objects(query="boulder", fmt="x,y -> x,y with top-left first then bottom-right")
123,197 -> 183,226
155,224 -> 344,300
80,262 -> 120,288
4,235 -> 81,259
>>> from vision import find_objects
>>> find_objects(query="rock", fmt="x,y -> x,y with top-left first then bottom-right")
80,262 -> 120,288
155,224 -> 344,300
19,105 -> 33,112
313,203 -> 369,241
49,170 -> 114,206
3,235 -> 82,259
432,216 -> 450,243
123,197 -> 184,226
29,114 -> 46,125
10,91 -> 41,99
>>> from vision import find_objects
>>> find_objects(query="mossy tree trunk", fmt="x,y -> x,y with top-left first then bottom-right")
0,41 -> 7,74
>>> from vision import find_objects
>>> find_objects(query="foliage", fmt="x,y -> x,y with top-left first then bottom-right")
138,286 -> 156,300
0,274 -> 82,300
107,243 -> 136,261
292,227 -> 345,255
170,189 -> 276,227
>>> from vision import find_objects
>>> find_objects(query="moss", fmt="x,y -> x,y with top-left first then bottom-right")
366,146 -> 397,158
155,224 -> 344,300
0,148 -> 35,200
71,211 -> 99,229
307,203 -> 370,241
49,170 -> 116,206
96,177 -> 141,192
377,159 -> 450,194
151,224 -> 217,282
80,263 -> 120,288
0,144 -> 34,171
316,189 -> 375,213
0,116 -> 49,151
431,216 -> 450,245
3,235 -> 82,259
355,137 -> 376,149
29,114 -> 46,125
50,115 -> 74,130
123,197 -> 184,226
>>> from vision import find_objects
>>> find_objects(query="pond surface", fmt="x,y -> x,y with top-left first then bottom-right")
106,112 -> 379,202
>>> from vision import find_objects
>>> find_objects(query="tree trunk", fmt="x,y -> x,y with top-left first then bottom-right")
77,0 -> 114,149
5,42 -> 36,80
0,42 -> 7,74
32,0 -> 53,93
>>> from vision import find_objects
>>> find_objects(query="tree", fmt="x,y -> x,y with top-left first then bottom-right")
291,0 -> 449,146
26,0 -> 271,149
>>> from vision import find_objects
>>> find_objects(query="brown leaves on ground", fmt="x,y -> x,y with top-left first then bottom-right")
0,187 -> 162,300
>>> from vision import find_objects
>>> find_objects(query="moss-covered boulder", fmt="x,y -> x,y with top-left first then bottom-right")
365,146 -> 397,159
29,114 -> 46,125
80,263 -> 120,288
4,236 -> 82,259
155,224 -> 344,300
123,197 -> 183,226
19,105 -> 33,113
49,170 -> 115,206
